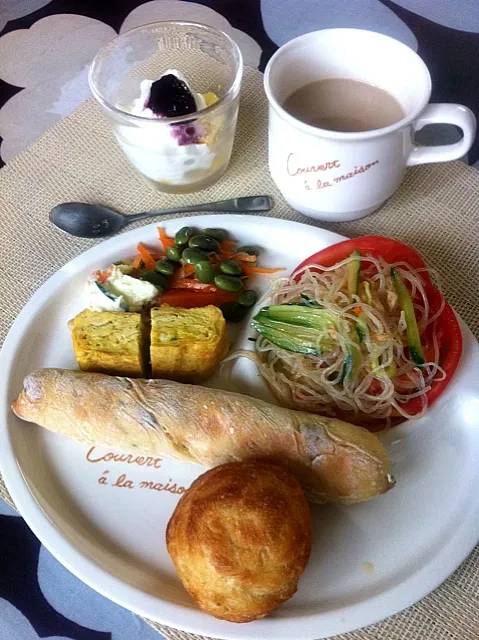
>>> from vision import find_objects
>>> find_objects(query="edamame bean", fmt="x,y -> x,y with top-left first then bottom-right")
140,271 -> 169,291
182,248 -> 209,265
236,245 -> 261,256
220,301 -> 248,323
155,259 -> 175,276
219,260 -> 243,276
189,235 -> 221,254
175,226 -> 195,246
237,289 -> 258,307
195,261 -> 215,284
166,245 -> 183,262
214,274 -> 244,293
203,228 -> 227,242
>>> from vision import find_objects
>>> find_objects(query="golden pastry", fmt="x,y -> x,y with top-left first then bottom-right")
166,460 -> 312,622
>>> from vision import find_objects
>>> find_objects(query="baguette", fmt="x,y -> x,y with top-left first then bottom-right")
12,368 -> 394,504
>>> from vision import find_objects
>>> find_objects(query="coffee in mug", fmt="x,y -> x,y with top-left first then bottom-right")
282,78 -> 405,132
264,29 -> 477,222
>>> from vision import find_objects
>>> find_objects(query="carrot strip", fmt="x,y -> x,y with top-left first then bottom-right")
220,240 -> 237,253
93,265 -> 114,284
93,269 -> 107,284
132,254 -> 143,269
175,263 -> 196,279
170,279 -> 218,292
232,252 -> 258,263
215,253 -> 235,262
182,263 -> 196,277
242,265 -> 286,277
158,227 -> 174,250
137,243 -> 157,270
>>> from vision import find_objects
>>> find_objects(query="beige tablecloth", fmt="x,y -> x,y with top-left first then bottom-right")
0,68 -> 478,640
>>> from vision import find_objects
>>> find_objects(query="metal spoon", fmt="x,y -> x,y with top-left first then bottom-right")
49,196 -> 273,238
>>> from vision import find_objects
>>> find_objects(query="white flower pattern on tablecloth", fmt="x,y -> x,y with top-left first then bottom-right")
0,0 -> 261,163
0,598 -> 72,640
0,498 -> 19,516
0,493 -> 163,640
37,547 -> 161,640
0,14 -> 116,162
0,0 -> 52,32
261,0 -> 479,47
260,0 -> 418,48
391,0 -> 479,32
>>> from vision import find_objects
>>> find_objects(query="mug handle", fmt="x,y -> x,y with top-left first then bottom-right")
407,104 -> 477,166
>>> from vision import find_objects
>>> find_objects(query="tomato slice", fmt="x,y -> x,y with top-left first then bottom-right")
157,290 -> 237,309
293,236 -> 463,418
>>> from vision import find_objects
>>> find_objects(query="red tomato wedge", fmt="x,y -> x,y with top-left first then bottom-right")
293,236 -> 463,418
158,290 -> 238,309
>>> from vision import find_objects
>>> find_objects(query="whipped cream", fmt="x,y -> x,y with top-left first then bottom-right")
117,69 -> 216,185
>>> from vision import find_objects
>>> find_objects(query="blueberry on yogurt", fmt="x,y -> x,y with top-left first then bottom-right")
147,74 -> 197,117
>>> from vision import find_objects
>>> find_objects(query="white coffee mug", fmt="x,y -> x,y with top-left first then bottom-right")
264,29 -> 477,222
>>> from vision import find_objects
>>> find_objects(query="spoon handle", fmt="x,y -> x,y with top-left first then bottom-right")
126,196 -> 273,223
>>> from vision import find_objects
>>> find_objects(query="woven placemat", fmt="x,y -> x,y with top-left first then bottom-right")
0,67 -> 478,640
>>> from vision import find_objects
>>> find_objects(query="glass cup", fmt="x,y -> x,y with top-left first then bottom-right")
89,21 -> 243,193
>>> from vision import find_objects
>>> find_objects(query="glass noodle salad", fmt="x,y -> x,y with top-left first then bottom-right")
228,236 -> 462,428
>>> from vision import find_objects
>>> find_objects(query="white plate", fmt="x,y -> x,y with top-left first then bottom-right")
1,215 -> 479,640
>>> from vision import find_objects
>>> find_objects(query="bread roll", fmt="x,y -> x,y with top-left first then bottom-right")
166,461 -> 312,622
12,368 -> 394,504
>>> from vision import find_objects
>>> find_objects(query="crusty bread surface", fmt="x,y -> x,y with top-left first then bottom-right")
166,460 -> 312,622
11,368 -> 394,505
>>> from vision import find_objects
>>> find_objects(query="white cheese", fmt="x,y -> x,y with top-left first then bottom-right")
85,265 -> 158,312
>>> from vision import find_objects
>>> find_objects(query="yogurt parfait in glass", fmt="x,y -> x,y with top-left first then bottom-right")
89,22 -> 243,193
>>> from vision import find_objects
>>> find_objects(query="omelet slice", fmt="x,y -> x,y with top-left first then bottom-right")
150,305 -> 228,383
70,309 -> 147,377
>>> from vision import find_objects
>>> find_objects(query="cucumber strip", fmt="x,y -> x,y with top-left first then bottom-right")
251,321 -> 328,356
95,282 -> 128,311
258,305 -> 336,331
355,318 -> 367,342
339,334 -> 362,384
347,250 -> 361,295
299,294 -> 323,309
251,306 -> 336,355
391,267 -> 425,367
346,250 -> 367,343
339,351 -> 353,384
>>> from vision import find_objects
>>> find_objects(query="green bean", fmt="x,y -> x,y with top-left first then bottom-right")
166,245 -> 183,262
237,289 -> 258,307
203,228 -> 227,242
220,301 -> 248,323
155,259 -> 175,276
139,271 -> 169,291
175,226 -> 195,247
182,248 -> 209,265
219,260 -> 243,276
189,235 -> 221,253
236,245 -> 261,256
195,261 -> 215,284
214,274 -> 244,293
